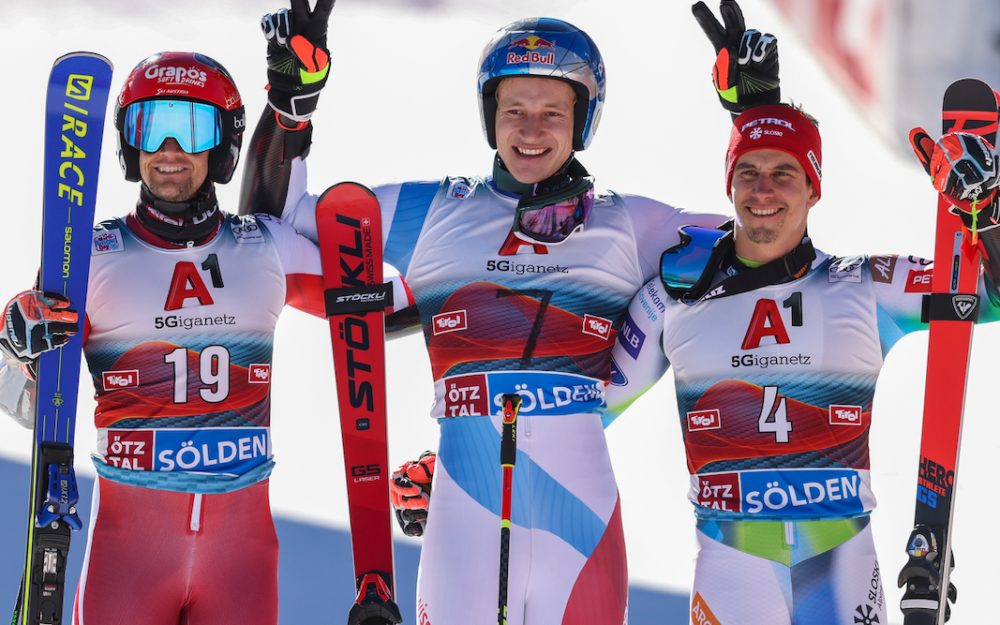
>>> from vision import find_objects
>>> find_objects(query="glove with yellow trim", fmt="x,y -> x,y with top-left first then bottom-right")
261,0 -> 334,122
692,0 -> 780,115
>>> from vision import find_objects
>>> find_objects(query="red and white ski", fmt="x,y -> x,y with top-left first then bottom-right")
316,182 -> 402,625
898,78 -> 999,625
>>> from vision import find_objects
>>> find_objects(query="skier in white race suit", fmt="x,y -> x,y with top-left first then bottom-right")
603,98 -> 1000,624
235,1 -> 783,622
0,47 -> 400,624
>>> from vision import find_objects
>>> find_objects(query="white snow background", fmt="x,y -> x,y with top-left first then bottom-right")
0,1 -> 998,623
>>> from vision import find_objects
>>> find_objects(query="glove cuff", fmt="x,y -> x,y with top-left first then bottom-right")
267,87 -> 322,122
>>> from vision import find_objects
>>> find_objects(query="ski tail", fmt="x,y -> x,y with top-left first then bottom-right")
315,182 -> 402,625
899,78 -> 998,625
14,52 -> 112,625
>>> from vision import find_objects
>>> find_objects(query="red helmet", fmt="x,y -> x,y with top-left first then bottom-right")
114,52 -> 246,184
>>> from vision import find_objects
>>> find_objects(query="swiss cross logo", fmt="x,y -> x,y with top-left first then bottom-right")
432,310 -> 468,335
582,314 -> 613,340
102,370 -> 139,391
104,429 -> 153,471
687,409 -> 721,432
829,404 -> 863,426
905,269 -> 933,293
696,472 -> 741,513
248,364 -> 271,384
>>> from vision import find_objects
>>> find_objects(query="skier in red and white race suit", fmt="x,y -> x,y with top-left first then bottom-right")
235,2 -> 781,622
0,47 -> 406,625
604,101 -> 1000,624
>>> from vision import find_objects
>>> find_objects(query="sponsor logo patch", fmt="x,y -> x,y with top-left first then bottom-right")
92,229 -> 124,255
443,373 -> 489,418
619,312 -> 645,359
446,178 -> 475,199
432,310 -> 467,335
687,409 -> 721,432
870,255 -> 898,284
102,369 -> 139,391
695,472 -> 741,513
103,429 -> 154,470
231,218 -> 264,243
905,268 -> 933,292
582,314 -> 613,341
829,258 -> 862,283
829,404 -> 863,426
248,364 -> 271,384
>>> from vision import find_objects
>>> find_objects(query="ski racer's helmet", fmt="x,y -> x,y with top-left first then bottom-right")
114,52 -> 246,184
478,18 -> 606,151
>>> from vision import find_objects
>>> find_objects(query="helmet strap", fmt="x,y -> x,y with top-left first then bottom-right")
136,180 -> 222,243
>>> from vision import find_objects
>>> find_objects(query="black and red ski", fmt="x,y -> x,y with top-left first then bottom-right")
897,78 -> 999,625
316,182 -> 402,625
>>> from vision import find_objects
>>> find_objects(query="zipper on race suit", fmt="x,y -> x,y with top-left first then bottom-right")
190,493 -> 204,533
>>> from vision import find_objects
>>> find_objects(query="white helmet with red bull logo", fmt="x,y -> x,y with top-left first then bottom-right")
478,18 -> 606,151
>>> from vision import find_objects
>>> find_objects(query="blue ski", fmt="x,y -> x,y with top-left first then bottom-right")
13,52 -> 113,625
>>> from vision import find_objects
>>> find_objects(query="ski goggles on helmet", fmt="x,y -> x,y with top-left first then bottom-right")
122,100 -> 222,154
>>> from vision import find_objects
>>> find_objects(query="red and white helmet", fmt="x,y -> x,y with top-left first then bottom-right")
114,52 -> 246,184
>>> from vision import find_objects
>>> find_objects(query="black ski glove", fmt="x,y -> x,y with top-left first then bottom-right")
261,0 -> 335,122
692,0 -> 780,115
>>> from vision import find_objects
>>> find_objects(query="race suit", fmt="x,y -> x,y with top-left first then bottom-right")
1,211 -> 336,625
607,249 -> 1000,625
274,161 -> 720,625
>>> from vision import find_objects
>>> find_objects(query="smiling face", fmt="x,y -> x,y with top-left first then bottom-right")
730,148 -> 819,263
494,76 -> 576,185
138,137 -> 209,202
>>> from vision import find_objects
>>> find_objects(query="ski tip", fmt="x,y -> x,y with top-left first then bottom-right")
53,51 -> 114,69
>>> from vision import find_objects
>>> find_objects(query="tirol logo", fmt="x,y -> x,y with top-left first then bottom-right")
102,370 -> 139,391
443,373 -> 489,417
432,310 -> 468,335
507,35 -> 556,64
687,409 -> 721,432
582,314 -> 613,340
829,404 -> 863,426
695,472 -> 741,512
952,294 -> 978,320
248,364 -> 271,384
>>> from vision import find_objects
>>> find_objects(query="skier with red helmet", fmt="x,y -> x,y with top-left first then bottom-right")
0,49 -> 399,624
236,0 -> 781,621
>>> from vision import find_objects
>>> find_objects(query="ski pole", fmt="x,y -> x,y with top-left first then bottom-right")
497,393 -> 522,625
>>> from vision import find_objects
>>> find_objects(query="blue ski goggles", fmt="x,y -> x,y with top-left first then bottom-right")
512,187 -> 594,245
122,100 -> 222,154
659,225 -> 730,291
